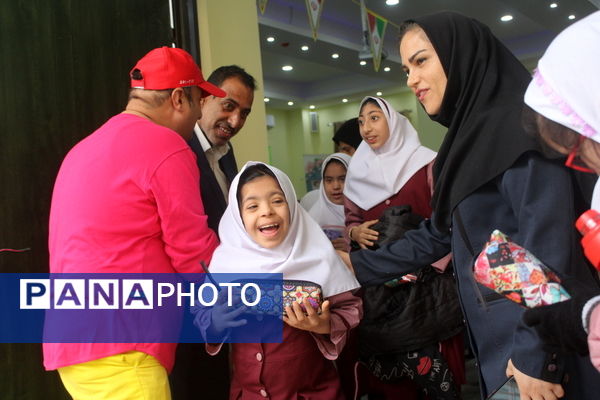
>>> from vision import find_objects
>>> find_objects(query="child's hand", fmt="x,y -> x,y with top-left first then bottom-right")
206,289 -> 247,335
283,298 -> 331,334
506,359 -> 564,400
351,220 -> 379,249
336,250 -> 354,274
331,237 -> 346,251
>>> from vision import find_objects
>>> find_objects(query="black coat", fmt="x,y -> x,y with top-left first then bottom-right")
188,132 -> 238,234
169,133 -> 239,399
351,153 -> 600,399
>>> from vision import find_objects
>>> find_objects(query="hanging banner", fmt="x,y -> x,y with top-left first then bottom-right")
258,0 -> 268,14
367,10 -> 388,72
305,0 -> 325,41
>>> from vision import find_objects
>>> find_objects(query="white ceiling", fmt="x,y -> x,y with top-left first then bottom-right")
258,0 -> 598,109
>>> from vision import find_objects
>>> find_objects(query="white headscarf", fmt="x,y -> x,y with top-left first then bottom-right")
344,96 -> 437,210
308,153 -> 352,227
524,11 -> 600,210
209,162 -> 360,297
524,11 -> 600,143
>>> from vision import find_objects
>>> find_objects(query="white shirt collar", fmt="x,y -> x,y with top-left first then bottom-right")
194,123 -> 212,152
194,123 -> 230,156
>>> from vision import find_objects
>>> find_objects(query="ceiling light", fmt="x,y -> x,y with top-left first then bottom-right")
264,97 -> 270,103
376,91 -> 383,96
331,53 -> 340,59
500,15 -> 513,22
266,36 -> 275,42
309,105 -> 316,110
287,101 -> 294,106
359,60 -> 367,66
549,3 -> 557,8
384,67 -> 391,72
386,0 -> 400,5
568,14 -> 576,20
282,65 -> 293,71
301,45 -> 309,51
342,98 -> 348,103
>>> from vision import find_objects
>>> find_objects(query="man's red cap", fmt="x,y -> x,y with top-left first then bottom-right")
130,47 -> 226,98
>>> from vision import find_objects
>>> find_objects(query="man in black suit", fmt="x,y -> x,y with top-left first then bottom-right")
188,65 -> 256,232
170,65 -> 255,399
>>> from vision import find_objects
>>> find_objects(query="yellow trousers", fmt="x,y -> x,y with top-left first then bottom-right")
58,351 -> 171,400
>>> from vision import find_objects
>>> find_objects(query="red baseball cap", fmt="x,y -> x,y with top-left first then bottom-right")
130,46 -> 226,98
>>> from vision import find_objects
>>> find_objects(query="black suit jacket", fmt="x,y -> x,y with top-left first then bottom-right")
172,135 -> 236,400
188,132 -> 238,234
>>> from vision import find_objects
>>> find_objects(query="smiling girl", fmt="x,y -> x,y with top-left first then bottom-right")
200,162 -> 362,399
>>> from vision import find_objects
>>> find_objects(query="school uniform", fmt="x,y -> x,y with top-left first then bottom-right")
199,162 -> 363,399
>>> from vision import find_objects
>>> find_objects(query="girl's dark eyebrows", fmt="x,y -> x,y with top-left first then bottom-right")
241,195 -> 258,202
242,190 -> 284,202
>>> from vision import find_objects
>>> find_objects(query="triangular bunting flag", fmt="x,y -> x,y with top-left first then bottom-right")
305,0 -> 325,41
367,10 -> 388,72
258,0 -> 268,14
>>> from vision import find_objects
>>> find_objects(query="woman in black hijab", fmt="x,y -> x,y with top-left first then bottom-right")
343,12 -> 600,400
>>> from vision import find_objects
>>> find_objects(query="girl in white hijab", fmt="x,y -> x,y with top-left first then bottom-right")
309,152 -> 352,250
342,96 -> 465,398
521,10 -> 600,373
344,96 -> 436,249
199,161 -> 362,399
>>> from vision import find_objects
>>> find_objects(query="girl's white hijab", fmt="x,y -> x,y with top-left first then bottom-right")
344,96 -> 436,210
524,11 -> 600,144
308,153 -> 352,227
210,161 -> 360,297
524,11 -> 600,210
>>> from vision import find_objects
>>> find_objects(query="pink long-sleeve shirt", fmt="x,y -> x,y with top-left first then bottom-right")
44,113 -> 219,372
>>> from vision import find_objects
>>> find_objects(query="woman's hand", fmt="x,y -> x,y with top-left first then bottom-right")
284,298 -> 331,334
350,220 -> 379,249
506,359 -> 564,400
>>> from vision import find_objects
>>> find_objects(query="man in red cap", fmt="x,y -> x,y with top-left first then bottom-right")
44,47 -> 223,400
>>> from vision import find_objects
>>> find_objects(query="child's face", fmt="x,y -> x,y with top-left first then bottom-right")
239,175 -> 290,249
358,103 -> 390,150
323,161 -> 346,205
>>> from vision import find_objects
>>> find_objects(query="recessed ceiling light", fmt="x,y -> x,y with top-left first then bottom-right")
282,65 -> 293,71
287,101 -> 294,106
568,14 -> 576,20
342,98 -> 348,103
376,91 -> 383,96
301,45 -> 309,51
264,97 -> 270,103
359,60 -> 367,66
266,36 -> 275,42
309,105 -> 316,110
384,67 -> 391,72
549,2 -> 557,8
331,53 -> 340,59
386,0 -> 400,5
500,15 -> 513,22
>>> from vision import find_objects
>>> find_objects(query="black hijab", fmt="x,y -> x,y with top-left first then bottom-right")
407,12 -> 540,231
